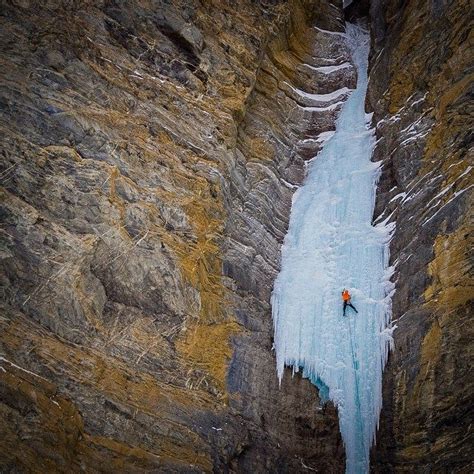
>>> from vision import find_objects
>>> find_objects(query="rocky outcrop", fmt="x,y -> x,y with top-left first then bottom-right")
366,0 -> 473,471
0,0 -> 354,471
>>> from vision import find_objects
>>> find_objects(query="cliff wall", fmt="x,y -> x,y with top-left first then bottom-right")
0,0 -> 352,471
367,1 -> 473,471
3,0 -> 471,471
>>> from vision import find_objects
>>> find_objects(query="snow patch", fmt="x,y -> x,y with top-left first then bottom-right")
389,192 -> 407,203
422,185 -> 473,226
283,83 -> 352,103
303,62 -> 352,74
314,26 -> 345,37
0,357 -> 49,382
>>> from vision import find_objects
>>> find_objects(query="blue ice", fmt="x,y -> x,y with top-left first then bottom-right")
272,23 -> 395,473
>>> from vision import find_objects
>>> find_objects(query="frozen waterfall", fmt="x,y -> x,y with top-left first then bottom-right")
271,23 -> 394,473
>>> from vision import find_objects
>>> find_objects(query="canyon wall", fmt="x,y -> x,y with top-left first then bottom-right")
2,0 -> 471,471
367,0 -> 473,471
0,0 -> 353,471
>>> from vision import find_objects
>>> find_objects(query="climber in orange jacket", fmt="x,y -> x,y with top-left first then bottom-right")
342,289 -> 358,316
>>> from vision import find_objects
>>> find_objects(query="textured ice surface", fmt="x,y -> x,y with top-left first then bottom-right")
272,23 -> 394,473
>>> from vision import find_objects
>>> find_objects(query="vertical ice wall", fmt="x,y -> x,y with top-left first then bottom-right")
271,23 -> 394,473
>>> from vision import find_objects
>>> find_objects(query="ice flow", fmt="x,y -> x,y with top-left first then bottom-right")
271,23 -> 394,473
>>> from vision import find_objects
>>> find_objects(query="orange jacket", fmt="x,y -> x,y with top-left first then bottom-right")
342,290 -> 351,301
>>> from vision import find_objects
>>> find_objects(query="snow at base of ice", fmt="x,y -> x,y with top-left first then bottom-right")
272,23 -> 394,474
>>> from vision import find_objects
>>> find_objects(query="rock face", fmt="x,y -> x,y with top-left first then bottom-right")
367,1 -> 473,471
0,0 -> 353,471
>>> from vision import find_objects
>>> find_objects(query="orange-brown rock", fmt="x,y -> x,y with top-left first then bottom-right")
0,0 -> 351,471
367,0 -> 473,471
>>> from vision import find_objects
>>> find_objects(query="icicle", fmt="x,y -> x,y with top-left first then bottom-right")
272,23 -> 393,473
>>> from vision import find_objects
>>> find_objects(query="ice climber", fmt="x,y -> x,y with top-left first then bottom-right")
342,289 -> 358,316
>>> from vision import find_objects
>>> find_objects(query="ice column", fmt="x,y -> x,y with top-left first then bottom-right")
271,23 -> 394,473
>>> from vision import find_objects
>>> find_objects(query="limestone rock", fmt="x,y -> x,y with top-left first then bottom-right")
0,0 -> 351,471
367,1 -> 473,471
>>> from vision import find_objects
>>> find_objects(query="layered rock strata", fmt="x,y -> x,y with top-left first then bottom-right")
0,0 -> 355,471
366,1 -> 473,471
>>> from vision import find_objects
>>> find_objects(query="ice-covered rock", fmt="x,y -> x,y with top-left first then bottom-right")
272,23 -> 394,473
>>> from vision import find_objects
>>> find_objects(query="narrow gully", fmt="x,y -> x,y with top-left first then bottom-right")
271,22 -> 394,473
